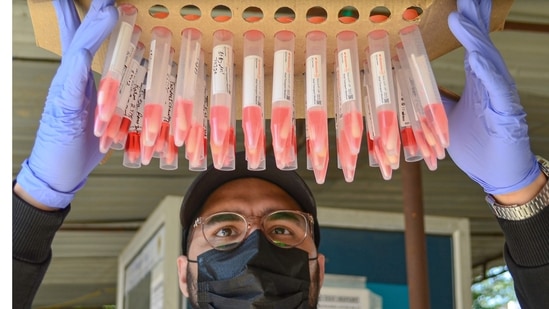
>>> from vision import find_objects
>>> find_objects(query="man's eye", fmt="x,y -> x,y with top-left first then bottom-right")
271,226 -> 292,235
215,227 -> 237,237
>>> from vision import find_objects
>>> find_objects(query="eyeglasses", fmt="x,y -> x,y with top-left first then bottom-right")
193,210 -> 314,251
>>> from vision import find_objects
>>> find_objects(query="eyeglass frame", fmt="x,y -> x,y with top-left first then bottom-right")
191,209 -> 316,251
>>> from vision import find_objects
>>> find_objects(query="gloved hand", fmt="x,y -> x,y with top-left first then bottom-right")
444,0 -> 540,195
15,0 -> 118,208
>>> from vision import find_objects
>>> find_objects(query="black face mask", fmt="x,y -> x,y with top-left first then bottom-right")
189,230 -> 314,309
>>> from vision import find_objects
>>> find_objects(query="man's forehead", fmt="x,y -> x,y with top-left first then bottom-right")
198,177 -> 302,216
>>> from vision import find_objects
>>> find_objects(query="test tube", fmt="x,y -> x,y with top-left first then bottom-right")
153,51 -> 176,158
361,59 -> 378,168
334,50 -> 357,182
367,30 -> 401,168
399,24 -> 449,148
186,50 -> 208,171
305,30 -> 329,184
101,38 -> 145,152
242,30 -> 266,171
364,54 -> 393,180
270,30 -> 297,170
209,29 -> 235,170
123,59 -> 148,168
95,4 -> 138,137
156,59 -> 178,165
392,56 -> 420,162
395,42 -> 439,170
112,41 -> 147,150
173,28 -> 202,147
336,30 -> 363,156
142,26 -> 173,148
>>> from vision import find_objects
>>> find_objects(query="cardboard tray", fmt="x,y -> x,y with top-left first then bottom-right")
27,0 -> 514,118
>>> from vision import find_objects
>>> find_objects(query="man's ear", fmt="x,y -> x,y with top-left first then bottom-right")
317,253 -> 326,287
177,255 -> 190,298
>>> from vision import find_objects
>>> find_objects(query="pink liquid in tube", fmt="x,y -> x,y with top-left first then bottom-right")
123,59 -> 148,169
210,29 -> 235,170
305,30 -> 329,184
399,24 -> 449,148
242,30 -> 266,170
95,4 -> 138,137
142,26 -> 173,148
271,30 -> 297,170
367,30 -> 401,163
336,30 -> 363,155
174,27 -> 202,147
186,49 -> 208,171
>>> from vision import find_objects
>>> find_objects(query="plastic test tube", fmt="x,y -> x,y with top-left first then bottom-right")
393,56 -> 421,162
153,49 -> 176,158
101,37 -> 144,152
336,31 -> 363,156
270,30 -> 297,170
364,53 -> 393,180
123,59 -> 148,168
112,41 -> 146,150
242,30 -> 266,171
305,31 -> 329,184
361,59 -> 379,168
158,59 -> 179,170
210,29 -> 236,170
367,30 -> 401,170
186,50 -> 208,171
399,24 -> 449,149
334,51 -> 357,183
395,43 -> 438,170
142,26 -> 173,150
95,4 -> 138,137
173,27 -> 202,147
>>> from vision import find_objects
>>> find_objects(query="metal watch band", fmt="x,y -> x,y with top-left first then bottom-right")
485,155 -> 549,221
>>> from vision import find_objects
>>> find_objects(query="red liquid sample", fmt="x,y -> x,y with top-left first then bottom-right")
95,76 -> 120,137
341,110 -> 363,155
162,135 -> 178,166
271,105 -> 296,169
243,105 -> 265,169
114,117 -> 132,145
424,102 -> 449,148
400,126 -> 419,157
337,129 -> 358,183
173,98 -> 193,147
142,103 -> 163,147
154,121 -> 170,155
186,123 -> 205,165
124,131 -> 141,166
209,105 -> 234,169
306,108 -> 329,184
377,109 -> 400,160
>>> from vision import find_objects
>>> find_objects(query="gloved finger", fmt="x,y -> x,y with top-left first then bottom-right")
456,0 -> 491,33
66,0 -> 118,57
47,48 -> 94,112
440,91 -> 459,115
53,1 -> 81,53
467,52 -> 525,120
448,11 -> 514,84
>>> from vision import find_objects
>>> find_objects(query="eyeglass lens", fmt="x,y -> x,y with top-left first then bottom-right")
201,211 -> 309,250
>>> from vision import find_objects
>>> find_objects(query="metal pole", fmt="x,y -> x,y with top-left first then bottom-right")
402,160 -> 430,309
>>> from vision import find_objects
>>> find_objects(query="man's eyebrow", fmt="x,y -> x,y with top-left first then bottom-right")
207,213 -> 241,224
268,211 -> 301,222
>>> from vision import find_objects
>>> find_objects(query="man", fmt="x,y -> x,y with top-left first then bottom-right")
177,152 -> 325,307
12,0 -> 549,308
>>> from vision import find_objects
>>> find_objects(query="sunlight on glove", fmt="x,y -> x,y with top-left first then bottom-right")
443,0 -> 540,195
16,0 -> 118,208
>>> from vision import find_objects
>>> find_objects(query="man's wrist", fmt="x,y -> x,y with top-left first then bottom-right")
486,156 -> 549,221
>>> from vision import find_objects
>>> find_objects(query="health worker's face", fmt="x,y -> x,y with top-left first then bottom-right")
176,177 -> 325,308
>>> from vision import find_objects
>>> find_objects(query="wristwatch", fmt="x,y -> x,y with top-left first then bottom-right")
485,155 -> 549,221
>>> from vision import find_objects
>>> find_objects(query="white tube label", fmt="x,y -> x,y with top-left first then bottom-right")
370,51 -> 391,108
337,49 -> 356,104
272,50 -> 294,102
243,55 -> 263,107
306,54 -> 324,109
212,44 -> 233,95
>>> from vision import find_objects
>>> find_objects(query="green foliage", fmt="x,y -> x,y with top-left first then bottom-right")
471,265 -> 518,309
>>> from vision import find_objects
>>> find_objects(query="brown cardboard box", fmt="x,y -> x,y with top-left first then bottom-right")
27,0 -> 513,119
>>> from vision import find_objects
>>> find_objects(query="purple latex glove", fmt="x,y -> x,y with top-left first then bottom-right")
444,0 -> 540,195
16,0 -> 118,208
